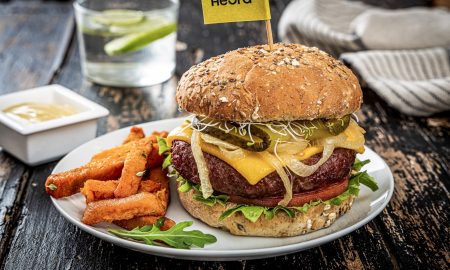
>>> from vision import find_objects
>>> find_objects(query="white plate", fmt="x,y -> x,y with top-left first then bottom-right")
51,118 -> 394,261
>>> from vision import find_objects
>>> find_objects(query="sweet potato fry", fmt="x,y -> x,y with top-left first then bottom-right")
114,216 -> 175,231
146,167 -> 169,190
90,136 -> 153,162
82,190 -> 168,225
81,180 -> 162,203
114,140 -> 152,198
146,143 -> 165,169
81,180 -> 118,203
45,158 -> 123,198
91,132 -> 167,163
45,129 -> 169,199
123,126 -> 145,144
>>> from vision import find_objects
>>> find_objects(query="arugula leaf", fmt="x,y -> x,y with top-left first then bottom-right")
155,217 -> 165,229
352,159 -> 370,171
109,221 -> 217,249
156,136 -> 170,155
352,171 -> 379,191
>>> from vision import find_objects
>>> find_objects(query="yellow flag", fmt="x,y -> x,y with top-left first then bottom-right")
201,0 -> 271,24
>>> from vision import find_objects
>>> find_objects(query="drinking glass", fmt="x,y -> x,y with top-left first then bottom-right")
74,0 -> 179,87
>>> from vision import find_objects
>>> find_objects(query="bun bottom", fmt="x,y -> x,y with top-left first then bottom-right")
178,188 -> 355,237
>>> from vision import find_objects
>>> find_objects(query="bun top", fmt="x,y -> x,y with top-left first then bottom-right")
176,43 -> 362,122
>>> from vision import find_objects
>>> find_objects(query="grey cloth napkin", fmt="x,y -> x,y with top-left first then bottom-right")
350,8 -> 450,50
341,48 -> 450,116
278,0 -> 450,116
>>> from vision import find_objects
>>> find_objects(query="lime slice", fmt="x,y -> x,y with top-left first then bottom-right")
93,9 -> 145,26
104,23 -> 177,56
109,18 -> 164,35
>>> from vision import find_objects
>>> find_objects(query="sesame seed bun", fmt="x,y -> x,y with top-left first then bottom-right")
178,187 -> 354,237
176,43 -> 362,122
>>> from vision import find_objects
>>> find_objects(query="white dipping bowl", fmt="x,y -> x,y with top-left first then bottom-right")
0,84 -> 109,166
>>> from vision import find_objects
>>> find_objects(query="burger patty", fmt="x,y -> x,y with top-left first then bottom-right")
171,140 -> 356,198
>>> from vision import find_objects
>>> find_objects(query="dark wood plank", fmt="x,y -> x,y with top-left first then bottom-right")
359,90 -> 450,269
0,155 -> 28,261
0,1 -> 73,263
0,2 -> 73,93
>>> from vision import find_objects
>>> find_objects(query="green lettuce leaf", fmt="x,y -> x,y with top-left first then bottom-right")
191,184 -> 229,206
219,205 -> 266,223
264,205 -> 295,219
178,178 -> 192,193
291,200 -> 323,213
176,175 -> 192,193
173,159 -> 378,223
193,194 -> 229,206
162,154 -> 172,169
156,136 -> 170,155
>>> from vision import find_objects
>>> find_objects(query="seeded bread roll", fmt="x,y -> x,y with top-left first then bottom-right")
176,43 -> 362,122
178,187 -> 354,237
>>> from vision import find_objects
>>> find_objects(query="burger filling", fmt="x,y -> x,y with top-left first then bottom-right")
160,116 -> 378,222
171,141 -> 355,200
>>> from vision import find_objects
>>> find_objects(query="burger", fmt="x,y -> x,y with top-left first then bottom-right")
163,43 -> 378,237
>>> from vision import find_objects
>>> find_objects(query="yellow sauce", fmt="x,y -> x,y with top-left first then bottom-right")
3,102 -> 79,123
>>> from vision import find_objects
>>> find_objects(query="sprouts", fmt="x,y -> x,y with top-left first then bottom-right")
191,115 -> 322,143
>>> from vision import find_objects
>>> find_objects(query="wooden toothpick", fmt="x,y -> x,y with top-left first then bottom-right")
265,19 -> 274,50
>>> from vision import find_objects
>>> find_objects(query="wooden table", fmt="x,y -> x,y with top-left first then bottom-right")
0,1 -> 448,269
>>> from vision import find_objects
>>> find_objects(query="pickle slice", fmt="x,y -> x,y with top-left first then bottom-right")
324,115 -> 350,135
289,115 -> 350,140
192,117 -> 271,152
192,115 -> 350,152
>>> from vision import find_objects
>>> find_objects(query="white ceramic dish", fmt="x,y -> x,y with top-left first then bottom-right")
0,84 -> 109,165
51,118 -> 394,261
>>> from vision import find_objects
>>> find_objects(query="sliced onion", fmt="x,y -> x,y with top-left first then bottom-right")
191,130 -> 213,198
200,133 -> 240,150
281,139 -> 335,177
200,133 -> 245,159
259,152 -> 292,206
274,140 -> 308,155
219,147 -> 245,159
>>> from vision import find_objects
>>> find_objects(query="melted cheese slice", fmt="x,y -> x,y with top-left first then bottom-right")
167,121 -> 365,185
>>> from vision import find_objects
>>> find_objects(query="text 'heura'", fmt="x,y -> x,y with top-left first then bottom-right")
211,0 -> 252,6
